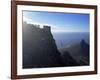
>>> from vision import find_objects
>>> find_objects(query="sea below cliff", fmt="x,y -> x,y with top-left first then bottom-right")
52,32 -> 89,49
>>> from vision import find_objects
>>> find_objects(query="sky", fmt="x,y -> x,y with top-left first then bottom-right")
23,10 -> 90,32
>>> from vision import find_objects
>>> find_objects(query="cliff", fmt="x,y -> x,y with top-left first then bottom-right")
22,22 -> 89,68
23,22 -> 64,68
60,39 -> 89,66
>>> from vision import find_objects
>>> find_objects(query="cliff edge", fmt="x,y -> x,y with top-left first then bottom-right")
23,22 -> 64,68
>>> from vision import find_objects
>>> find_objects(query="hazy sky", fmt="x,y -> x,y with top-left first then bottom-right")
23,10 -> 89,32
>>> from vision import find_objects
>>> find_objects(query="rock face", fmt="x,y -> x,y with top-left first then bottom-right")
60,39 -> 89,66
23,22 -> 64,68
80,39 -> 89,57
60,51 -> 79,66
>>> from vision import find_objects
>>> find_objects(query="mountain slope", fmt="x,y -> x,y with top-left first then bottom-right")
23,22 -> 64,68
59,39 -> 89,66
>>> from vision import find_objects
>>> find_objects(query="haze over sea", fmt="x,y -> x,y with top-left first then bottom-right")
52,32 -> 89,49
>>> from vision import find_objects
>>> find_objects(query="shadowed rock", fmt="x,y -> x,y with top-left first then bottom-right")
59,39 -> 89,66
23,22 -> 64,68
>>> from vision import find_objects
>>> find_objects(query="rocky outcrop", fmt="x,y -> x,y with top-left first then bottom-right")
60,39 -> 89,66
23,22 -> 64,68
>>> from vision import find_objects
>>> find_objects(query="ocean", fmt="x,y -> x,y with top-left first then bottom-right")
52,32 -> 89,49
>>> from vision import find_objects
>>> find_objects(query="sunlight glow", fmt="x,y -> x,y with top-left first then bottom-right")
23,16 -> 89,33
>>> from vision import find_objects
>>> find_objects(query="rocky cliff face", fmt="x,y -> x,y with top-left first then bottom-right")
23,22 -> 64,68
60,39 -> 89,66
